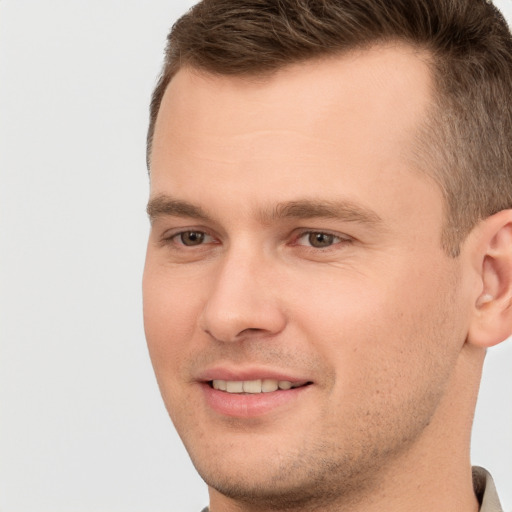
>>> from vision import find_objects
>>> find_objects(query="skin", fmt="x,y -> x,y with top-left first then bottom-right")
143,45 -> 512,512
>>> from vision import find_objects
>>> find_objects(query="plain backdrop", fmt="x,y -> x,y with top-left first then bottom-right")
0,1 -> 511,511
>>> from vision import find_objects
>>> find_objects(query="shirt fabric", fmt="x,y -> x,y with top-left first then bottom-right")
200,466 -> 503,512
473,466 -> 503,512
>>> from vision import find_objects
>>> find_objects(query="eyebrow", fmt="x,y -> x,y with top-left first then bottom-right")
263,199 -> 382,226
147,194 -> 382,227
147,195 -> 212,222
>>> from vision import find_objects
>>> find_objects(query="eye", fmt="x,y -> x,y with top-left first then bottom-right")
295,231 -> 348,249
173,231 -> 213,246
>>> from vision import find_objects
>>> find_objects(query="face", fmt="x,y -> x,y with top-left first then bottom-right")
143,46 -> 473,509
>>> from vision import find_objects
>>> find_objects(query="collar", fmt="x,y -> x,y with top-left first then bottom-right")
473,466 -> 503,512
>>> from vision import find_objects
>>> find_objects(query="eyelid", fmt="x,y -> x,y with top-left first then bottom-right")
157,226 -> 353,250
292,229 -> 353,246
160,227 -> 217,246
178,232 -> 215,246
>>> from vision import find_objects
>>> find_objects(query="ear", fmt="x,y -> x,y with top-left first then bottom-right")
467,209 -> 512,348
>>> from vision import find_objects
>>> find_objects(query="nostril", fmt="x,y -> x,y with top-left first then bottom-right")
240,327 -> 265,335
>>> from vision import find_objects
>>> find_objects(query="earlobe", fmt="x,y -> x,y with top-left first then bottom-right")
475,292 -> 494,308
467,210 -> 512,348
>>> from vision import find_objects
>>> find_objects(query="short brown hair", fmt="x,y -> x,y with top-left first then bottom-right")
147,0 -> 512,255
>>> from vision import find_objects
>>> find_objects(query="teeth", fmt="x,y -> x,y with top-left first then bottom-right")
243,380 -> 262,393
212,380 -> 227,391
211,379 -> 306,394
226,381 -> 244,393
262,379 -> 279,392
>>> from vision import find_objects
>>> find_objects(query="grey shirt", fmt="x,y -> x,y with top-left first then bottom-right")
201,466 -> 503,512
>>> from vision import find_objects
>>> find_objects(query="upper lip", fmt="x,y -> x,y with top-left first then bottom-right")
197,366 -> 312,384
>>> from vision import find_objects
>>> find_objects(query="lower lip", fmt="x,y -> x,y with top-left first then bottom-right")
201,383 -> 311,418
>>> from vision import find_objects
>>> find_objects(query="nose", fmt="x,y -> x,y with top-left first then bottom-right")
199,249 -> 287,343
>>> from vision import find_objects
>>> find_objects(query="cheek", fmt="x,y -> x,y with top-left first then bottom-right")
289,260 -> 460,394
142,263 -> 205,377
142,265 -> 207,430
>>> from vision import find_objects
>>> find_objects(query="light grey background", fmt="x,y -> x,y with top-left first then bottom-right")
0,1 -> 511,511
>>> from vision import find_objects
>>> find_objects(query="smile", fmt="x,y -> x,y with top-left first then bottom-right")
203,378 -> 313,417
210,379 -> 309,393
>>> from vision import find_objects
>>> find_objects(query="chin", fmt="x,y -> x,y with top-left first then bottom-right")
187,437 -> 379,510
201,468 -> 337,510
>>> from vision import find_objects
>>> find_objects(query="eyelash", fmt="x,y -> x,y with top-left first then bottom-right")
163,230 -> 216,248
293,231 -> 351,249
162,229 -> 352,250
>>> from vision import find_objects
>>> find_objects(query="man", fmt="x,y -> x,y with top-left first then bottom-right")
142,0 -> 512,510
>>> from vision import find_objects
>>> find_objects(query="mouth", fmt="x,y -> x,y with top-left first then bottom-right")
209,379 -> 311,394
199,369 -> 314,417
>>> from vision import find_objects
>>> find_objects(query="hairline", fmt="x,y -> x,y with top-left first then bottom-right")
146,39 -> 433,167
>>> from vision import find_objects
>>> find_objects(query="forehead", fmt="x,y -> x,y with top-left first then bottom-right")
152,44 -> 433,159
150,44 -> 439,228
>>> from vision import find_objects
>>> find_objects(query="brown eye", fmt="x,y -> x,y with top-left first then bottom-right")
308,232 -> 336,248
179,231 -> 206,246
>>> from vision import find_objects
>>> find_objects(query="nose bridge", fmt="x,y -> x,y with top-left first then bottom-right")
200,241 -> 285,342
